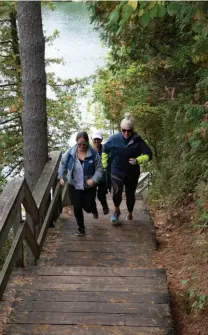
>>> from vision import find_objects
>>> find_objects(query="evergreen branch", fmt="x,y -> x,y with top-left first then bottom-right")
0,83 -> 16,87
4,160 -> 23,179
0,116 -> 20,125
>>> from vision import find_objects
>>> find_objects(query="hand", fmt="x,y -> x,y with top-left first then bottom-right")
60,178 -> 65,186
86,178 -> 95,186
129,158 -> 137,166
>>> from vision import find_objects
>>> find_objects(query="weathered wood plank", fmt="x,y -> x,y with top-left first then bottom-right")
37,182 -> 62,250
14,301 -> 170,315
25,222 -> 40,258
2,324 -> 173,335
9,290 -> 169,304
0,222 -> 25,300
32,151 -> 61,221
38,258 -> 150,267
8,311 -> 172,327
22,180 -> 39,226
0,179 -> 24,250
16,266 -> 166,277
17,275 -> 166,286
40,252 -> 151,262
9,283 -> 166,293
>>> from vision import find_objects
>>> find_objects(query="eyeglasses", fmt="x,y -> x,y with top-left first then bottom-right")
122,129 -> 133,133
77,142 -> 88,147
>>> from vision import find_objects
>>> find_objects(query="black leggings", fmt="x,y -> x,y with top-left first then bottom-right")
111,172 -> 140,213
68,185 -> 97,230
97,181 -> 108,206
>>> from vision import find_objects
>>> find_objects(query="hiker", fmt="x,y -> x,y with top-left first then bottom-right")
91,130 -> 109,216
58,131 -> 103,236
102,114 -> 152,223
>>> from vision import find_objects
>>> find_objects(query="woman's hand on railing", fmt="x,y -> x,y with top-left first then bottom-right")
60,178 -> 65,186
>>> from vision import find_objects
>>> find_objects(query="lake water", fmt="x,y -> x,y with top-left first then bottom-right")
42,2 -> 107,142
42,2 -> 106,80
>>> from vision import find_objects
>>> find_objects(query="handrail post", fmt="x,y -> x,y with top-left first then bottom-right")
12,207 -> 24,267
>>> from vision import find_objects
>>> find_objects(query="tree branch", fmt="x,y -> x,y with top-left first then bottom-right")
0,116 -> 21,125
4,160 -> 23,179
0,83 -> 16,87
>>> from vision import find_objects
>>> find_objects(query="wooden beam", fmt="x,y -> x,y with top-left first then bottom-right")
138,172 -> 150,186
0,179 -> 24,250
32,151 -> 61,224
25,222 -> 40,259
22,179 -> 39,226
37,182 -> 61,250
0,222 -> 25,300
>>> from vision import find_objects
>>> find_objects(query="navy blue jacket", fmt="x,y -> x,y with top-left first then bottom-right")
103,132 -> 152,179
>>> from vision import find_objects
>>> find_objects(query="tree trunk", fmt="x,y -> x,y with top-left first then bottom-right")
17,1 -> 48,191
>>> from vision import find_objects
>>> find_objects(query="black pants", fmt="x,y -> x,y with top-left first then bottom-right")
97,181 -> 108,206
68,185 -> 97,230
111,172 -> 140,213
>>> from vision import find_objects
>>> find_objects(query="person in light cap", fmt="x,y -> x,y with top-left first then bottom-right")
102,114 -> 152,222
91,130 -> 109,216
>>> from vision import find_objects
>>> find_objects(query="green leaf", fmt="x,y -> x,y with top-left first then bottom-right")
116,25 -> 124,36
149,5 -> 158,19
181,279 -> 189,286
157,5 -> 166,18
199,295 -> 206,302
202,26 -> 208,39
167,3 -> 178,16
122,3 -> 134,22
140,12 -> 151,27
189,288 -> 195,298
192,23 -> 203,34
109,10 -> 119,26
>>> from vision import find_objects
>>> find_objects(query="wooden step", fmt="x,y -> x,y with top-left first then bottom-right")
2,266 -> 174,334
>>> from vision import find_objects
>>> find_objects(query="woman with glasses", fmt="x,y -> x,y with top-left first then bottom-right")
102,115 -> 152,223
58,131 -> 103,236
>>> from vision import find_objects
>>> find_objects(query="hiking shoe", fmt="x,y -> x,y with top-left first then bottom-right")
102,203 -> 109,215
126,213 -> 133,220
111,209 -> 120,223
76,229 -> 85,236
93,213 -> 99,219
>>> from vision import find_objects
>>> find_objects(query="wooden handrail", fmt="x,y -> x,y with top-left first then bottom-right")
0,151 -> 62,300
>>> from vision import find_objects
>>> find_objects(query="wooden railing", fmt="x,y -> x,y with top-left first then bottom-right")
137,172 -> 151,195
0,151 -> 62,300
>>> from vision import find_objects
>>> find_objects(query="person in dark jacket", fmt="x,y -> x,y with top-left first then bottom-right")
91,131 -> 109,216
102,115 -> 152,223
58,131 -> 103,236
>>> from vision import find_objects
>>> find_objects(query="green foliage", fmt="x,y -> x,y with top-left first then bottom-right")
181,278 -> 208,312
88,1 -> 208,226
0,2 -> 81,188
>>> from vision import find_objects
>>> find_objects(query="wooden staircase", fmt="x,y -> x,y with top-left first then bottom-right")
1,198 -> 174,334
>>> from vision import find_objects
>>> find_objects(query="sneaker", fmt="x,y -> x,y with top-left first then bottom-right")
76,229 -> 85,236
102,203 -> 109,215
111,209 -> 121,223
126,213 -> 133,220
93,213 -> 99,219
